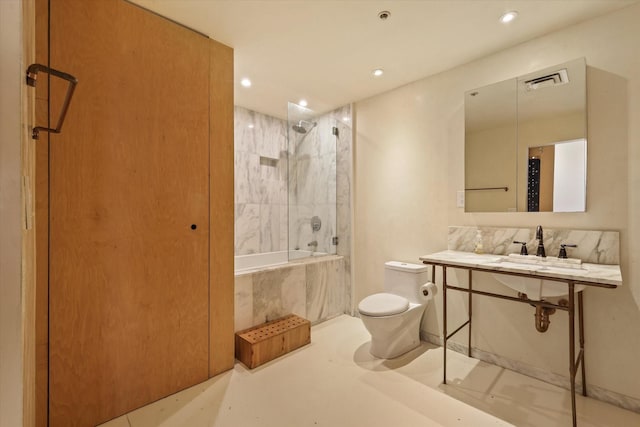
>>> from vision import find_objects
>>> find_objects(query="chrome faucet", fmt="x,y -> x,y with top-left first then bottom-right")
535,225 -> 546,257
307,240 -> 318,248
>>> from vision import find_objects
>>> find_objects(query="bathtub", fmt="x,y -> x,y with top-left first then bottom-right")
234,250 -> 329,274
234,252 -> 345,330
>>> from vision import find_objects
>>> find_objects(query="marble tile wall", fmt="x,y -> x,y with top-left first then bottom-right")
334,105 -> 353,315
288,112 -> 337,255
235,104 -> 353,317
448,226 -> 620,264
288,105 -> 353,314
234,255 -> 345,331
235,105 -> 352,261
234,106 -> 288,255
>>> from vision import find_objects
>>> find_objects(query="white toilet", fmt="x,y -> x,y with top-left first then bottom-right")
358,261 -> 433,359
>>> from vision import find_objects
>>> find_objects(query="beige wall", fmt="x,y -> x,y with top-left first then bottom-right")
0,0 -> 24,426
354,2 -> 640,401
465,123 -> 517,212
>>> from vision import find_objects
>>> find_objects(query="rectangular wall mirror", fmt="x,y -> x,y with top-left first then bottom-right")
464,58 -> 586,212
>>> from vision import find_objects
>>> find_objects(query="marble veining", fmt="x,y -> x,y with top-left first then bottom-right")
288,109 -> 338,255
235,106 -> 288,255
235,204 -> 260,255
235,103 -> 353,318
335,106 -> 353,315
419,250 -> 622,286
232,103 -> 353,412
306,257 -> 345,323
448,226 -> 620,264
419,229 -> 626,413
259,204 -> 280,254
234,255 -> 346,331
252,264 -> 306,325
234,151 -> 261,205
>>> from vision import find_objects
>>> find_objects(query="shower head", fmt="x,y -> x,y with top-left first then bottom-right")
292,120 -> 317,134
292,123 -> 307,134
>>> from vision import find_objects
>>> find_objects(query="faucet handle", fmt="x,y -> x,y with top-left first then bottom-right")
558,244 -> 577,259
513,241 -> 528,256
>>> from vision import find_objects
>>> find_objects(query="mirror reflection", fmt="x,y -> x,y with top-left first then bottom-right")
465,58 -> 587,212
526,139 -> 586,212
464,79 -> 517,212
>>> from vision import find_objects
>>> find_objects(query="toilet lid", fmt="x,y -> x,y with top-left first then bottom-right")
358,293 -> 410,316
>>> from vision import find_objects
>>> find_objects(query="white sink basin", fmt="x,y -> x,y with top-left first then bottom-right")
489,259 -> 587,300
458,254 -> 502,263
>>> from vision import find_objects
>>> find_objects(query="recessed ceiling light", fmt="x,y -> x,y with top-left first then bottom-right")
299,99 -> 308,107
378,10 -> 390,21
342,116 -> 350,122
372,68 -> 384,77
240,78 -> 252,87
499,11 -> 518,24
248,124 -> 254,129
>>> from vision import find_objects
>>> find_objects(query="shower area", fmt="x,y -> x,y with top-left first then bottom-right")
288,102 -> 338,260
233,102 -> 353,329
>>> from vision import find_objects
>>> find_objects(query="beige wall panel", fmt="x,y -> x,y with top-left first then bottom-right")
354,2 -> 640,402
465,123 -> 517,212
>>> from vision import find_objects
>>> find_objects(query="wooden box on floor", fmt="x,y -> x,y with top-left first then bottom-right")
235,314 -> 311,369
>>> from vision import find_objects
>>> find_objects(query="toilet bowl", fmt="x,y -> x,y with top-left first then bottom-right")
359,294 -> 426,359
358,261 -> 433,359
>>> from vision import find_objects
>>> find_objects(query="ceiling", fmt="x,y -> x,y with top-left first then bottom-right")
131,0 -> 636,120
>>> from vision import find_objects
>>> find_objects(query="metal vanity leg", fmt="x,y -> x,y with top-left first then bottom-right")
468,269 -> 472,357
569,282 -> 577,427
579,291 -> 587,396
443,266 -> 448,384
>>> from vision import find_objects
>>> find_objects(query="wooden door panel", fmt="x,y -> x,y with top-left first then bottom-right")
49,1 -> 210,425
208,39 -> 235,376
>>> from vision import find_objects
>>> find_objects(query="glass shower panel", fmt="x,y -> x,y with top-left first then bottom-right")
287,102 -> 337,260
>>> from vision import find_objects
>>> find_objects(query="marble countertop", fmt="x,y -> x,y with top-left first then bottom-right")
419,250 -> 622,287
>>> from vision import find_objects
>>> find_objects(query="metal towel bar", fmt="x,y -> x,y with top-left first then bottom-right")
465,186 -> 509,191
26,63 -> 78,140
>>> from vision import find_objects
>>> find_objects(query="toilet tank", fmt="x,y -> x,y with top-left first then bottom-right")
384,261 -> 430,303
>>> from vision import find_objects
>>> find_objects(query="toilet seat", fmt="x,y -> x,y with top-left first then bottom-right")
358,293 -> 410,317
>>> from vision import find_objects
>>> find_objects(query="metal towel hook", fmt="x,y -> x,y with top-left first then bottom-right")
26,63 -> 78,140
